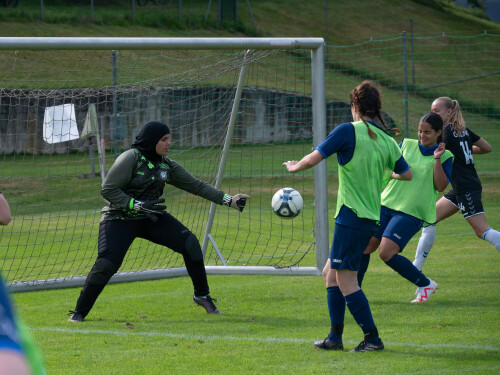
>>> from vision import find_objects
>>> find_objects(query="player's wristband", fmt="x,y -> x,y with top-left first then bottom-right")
434,158 -> 440,160
222,194 -> 232,206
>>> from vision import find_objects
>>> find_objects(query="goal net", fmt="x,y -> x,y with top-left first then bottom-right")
0,38 -> 328,291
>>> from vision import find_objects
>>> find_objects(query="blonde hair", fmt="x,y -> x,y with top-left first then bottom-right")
435,96 -> 466,134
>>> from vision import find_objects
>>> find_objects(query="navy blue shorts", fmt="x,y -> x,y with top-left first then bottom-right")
330,223 -> 375,271
373,206 -> 423,251
444,189 -> 484,219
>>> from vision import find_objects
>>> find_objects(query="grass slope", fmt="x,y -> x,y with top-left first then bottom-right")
0,0 -> 498,38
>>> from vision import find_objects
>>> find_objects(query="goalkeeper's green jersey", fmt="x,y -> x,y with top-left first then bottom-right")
335,121 -> 403,221
101,149 -> 225,221
382,138 -> 453,224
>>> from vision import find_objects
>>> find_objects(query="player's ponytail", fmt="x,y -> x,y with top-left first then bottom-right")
449,99 -> 466,134
436,97 -> 466,135
350,80 -> 401,140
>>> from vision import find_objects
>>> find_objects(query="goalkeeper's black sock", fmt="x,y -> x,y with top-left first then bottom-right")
75,283 -> 107,317
183,255 -> 209,296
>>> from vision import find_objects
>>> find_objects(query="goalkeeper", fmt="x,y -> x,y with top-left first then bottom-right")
68,121 -> 249,322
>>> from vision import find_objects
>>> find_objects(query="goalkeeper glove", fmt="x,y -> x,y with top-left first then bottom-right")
131,198 -> 166,222
223,193 -> 250,212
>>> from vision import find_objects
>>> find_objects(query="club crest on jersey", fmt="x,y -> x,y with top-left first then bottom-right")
160,170 -> 168,181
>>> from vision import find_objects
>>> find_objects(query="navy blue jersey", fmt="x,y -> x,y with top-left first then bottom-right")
0,276 -> 23,353
316,121 -> 410,229
316,121 -> 410,174
443,124 -> 481,193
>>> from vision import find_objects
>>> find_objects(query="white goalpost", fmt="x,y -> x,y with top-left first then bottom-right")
0,37 -> 328,292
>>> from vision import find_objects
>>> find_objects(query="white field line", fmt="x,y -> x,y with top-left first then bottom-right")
32,327 -> 499,351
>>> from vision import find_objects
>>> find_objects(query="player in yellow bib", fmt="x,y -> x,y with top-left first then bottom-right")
284,81 -> 412,352
359,112 -> 453,303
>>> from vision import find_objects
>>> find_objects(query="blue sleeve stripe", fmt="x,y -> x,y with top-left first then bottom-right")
399,165 -> 410,174
394,156 -> 410,174
316,146 -> 327,159
0,338 -> 23,353
442,158 -> 453,182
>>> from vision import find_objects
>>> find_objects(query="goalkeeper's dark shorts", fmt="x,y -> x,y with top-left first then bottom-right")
329,223 -> 375,271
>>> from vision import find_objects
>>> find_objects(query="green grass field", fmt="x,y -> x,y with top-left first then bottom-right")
8,175 -> 500,374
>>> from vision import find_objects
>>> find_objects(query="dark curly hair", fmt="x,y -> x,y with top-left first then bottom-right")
350,81 -> 400,139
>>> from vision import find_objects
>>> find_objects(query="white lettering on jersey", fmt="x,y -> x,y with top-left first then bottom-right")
459,141 -> 474,165
453,130 -> 469,137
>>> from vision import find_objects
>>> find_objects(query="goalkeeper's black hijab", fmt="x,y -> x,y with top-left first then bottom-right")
131,121 -> 170,162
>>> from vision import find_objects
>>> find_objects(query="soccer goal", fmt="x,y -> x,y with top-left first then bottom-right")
0,37 -> 328,292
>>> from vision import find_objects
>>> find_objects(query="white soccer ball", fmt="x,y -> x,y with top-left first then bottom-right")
271,188 -> 303,219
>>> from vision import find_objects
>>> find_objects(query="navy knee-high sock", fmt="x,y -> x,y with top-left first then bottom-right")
345,289 -> 380,343
385,254 -> 430,287
326,286 -> 345,341
357,254 -> 371,288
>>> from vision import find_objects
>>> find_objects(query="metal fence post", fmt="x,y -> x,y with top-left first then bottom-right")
410,18 -> 415,87
131,0 -> 135,24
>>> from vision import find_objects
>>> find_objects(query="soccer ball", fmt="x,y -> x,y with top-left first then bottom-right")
271,188 -> 303,219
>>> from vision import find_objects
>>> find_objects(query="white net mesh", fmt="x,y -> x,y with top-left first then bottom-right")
0,47 -> 320,287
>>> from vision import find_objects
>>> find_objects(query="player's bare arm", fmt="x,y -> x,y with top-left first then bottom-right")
472,137 -> 492,154
433,143 -> 448,192
283,150 -> 323,173
390,168 -> 412,181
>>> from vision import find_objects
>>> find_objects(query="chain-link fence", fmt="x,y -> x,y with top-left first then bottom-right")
325,32 -> 499,175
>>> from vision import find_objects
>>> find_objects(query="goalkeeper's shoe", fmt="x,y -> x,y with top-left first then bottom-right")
193,295 -> 221,314
314,337 -> 344,351
350,340 -> 384,352
411,279 -> 438,303
67,311 -> 84,323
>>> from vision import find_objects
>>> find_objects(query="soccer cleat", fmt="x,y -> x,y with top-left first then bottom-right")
314,337 -> 344,351
350,340 -> 384,352
411,279 -> 438,303
67,311 -> 84,323
193,295 -> 221,314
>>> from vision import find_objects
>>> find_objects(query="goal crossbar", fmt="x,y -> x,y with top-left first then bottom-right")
0,37 -> 324,50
